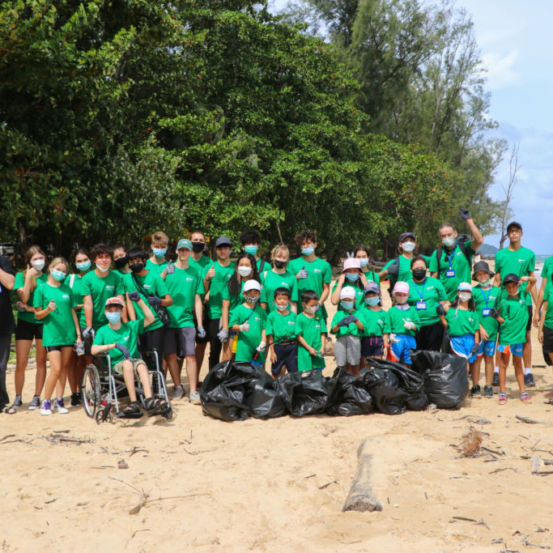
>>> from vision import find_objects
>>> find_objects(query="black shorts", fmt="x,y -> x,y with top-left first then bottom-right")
361,336 -> 384,357
164,327 -> 196,357
527,305 -> 533,332
45,345 -> 72,353
543,327 -> 553,355
15,319 -> 43,341
272,342 -> 298,376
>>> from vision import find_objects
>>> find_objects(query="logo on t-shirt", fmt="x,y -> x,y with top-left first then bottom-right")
106,285 -> 114,291
314,268 -> 321,273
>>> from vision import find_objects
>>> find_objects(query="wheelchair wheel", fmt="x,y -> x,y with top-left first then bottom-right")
82,364 -> 100,417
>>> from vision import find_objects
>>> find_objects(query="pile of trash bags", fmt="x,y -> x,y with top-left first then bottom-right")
200,351 -> 468,422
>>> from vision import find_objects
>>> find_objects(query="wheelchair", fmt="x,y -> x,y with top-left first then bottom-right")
81,348 -> 172,424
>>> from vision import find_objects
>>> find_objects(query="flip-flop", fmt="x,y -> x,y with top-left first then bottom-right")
6,402 -> 21,415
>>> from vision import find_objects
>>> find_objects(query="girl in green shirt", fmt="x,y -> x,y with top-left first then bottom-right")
354,246 -> 381,287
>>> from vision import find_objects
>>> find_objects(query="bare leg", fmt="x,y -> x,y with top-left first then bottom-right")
34,339 -> 47,396
165,353 -> 182,387
122,360 -> 138,402
195,342 -> 207,374
523,329 -> 532,370
136,362 -> 153,398
498,353 -> 508,394
471,356 -> 482,386
67,349 -> 77,394
185,354 -> 198,393
55,347 -> 72,399
513,355 -> 525,393
484,354 -> 494,386
43,350 -> 61,400
221,340 -> 232,362
14,339 -> 32,396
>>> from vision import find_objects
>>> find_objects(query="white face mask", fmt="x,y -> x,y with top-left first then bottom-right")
459,292 -> 472,302
401,241 -> 415,253
442,236 -> 456,248
31,259 -> 45,271
96,264 -> 110,273
238,266 -> 252,278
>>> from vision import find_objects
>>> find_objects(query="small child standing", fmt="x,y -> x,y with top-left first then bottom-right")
358,282 -> 387,363
295,290 -> 327,372
494,273 -> 529,404
330,286 -> 364,377
384,281 -> 420,366
266,287 -> 298,378
438,282 -> 480,384
229,280 -> 267,366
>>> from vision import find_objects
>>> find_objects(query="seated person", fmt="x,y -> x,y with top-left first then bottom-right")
91,296 -> 167,418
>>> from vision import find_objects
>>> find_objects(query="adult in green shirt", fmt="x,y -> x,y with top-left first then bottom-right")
34,257 -> 82,416
8,245 -> 48,414
163,239 -> 204,404
259,244 -> 299,313
125,246 -> 173,360
240,229 -> 272,282
493,221 -> 537,387
538,280 -> 553,367
429,209 -> 483,301
202,236 -> 235,369
407,256 -> 449,351
379,232 -> 426,291
288,230 -> 332,320
534,255 -> 553,331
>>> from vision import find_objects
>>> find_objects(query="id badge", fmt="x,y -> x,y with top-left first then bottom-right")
482,308 -> 490,317
445,269 -> 456,278
416,301 -> 427,310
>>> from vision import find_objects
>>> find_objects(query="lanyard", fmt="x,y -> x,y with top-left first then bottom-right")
413,281 -> 426,301
446,245 -> 458,269
479,287 -> 491,308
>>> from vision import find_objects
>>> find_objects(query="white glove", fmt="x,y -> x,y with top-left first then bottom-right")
239,322 -> 250,332
390,334 -> 399,344
256,341 -> 266,352
164,263 -> 175,275
403,321 -> 416,331
297,268 -> 308,279
196,327 -> 206,339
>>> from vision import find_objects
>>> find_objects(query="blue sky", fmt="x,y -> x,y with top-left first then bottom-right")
269,0 -> 553,254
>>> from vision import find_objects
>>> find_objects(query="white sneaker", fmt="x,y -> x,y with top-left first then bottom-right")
40,399 -> 52,416
173,385 -> 185,400
189,390 -> 201,405
54,398 -> 69,414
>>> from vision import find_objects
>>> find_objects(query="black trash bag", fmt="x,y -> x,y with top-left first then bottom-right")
366,358 -> 428,411
361,367 -> 408,415
276,370 -> 332,417
326,368 -> 374,417
411,350 -> 468,409
243,370 -> 287,419
200,361 -> 258,421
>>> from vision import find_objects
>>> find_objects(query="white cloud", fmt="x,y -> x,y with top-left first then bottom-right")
481,51 -> 520,90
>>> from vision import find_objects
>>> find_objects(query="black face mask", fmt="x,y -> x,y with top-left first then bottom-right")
191,242 -> 205,253
412,268 -> 427,281
114,256 -> 128,269
274,259 -> 287,269
129,262 -> 145,274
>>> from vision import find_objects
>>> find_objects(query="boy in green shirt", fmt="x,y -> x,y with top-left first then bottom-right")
266,287 -> 297,378
538,278 -> 553,369
146,230 -> 170,277
358,282 -> 387,362
295,290 -> 327,372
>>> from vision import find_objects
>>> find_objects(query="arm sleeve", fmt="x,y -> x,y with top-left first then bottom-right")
32,284 -> 44,308
13,272 -> 24,291
428,251 -> 439,273
92,327 -> 104,346
291,278 -> 299,303
323,261 -> 332,284
294,316 -> 304,336
436,280 -> 448,301
529,251 -> 536,272
265,314 -> 274,336
155,274 -> 169,297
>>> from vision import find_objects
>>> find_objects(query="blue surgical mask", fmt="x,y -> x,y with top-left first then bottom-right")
345,273 -> 359,282
365,296 -> 380,307
244,245 -> 258,256
341,300 -> 354,311
153,248 -> 167,258
358,258 -> 369,268
301,247 -> 314,256
76,261 -> 91,272
106,311 -> 121,324
51,269 -> 66,282
276,303 -> 289,312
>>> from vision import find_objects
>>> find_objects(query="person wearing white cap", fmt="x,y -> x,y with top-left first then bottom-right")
229,280 -> 267,365
437,282 -> 480,381
331,257 -> 368,308
383,281 -> 420,366
330,286 -> 364,377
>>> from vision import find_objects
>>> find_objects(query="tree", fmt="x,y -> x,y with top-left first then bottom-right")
498,143 -> 519,249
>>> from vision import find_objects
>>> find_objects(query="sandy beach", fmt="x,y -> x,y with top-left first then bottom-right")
2,280 -> 553,553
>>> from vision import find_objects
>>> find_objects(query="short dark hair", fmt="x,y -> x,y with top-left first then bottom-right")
112,244 -> 126,252
240,230 -> 261,245
410,255 -> 428,268
301,289 -> 319,303
90,243 -> 112,260
295,230 -> 317,246
274,287 -> 291,299
127,246 -> 148,261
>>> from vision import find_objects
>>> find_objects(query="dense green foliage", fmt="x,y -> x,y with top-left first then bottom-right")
0,0 -> 497,261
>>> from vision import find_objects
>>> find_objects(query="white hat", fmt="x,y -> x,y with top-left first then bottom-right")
393,281 -> 410,295
458,282 -> 472,292
243,279 -> 261,293
340,286 -> 356,299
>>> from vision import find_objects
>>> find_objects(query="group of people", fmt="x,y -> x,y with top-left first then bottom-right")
0,208 -> 550,417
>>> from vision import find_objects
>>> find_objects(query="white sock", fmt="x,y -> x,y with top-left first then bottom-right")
524,367 -> 532,375
494,366 -> 499,374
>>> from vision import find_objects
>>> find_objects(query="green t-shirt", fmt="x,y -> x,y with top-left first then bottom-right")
445,307 -> 479,337
265,310 -> 297,342
165,265 -> 204,328
358,307 -> 387,337
331,308 -> 361,337
497,291 -> 529,345
472,285 -> 501,340
222,280 -> 248,317
93,319 -> 144,364
203,260 -> 235,319
429,240 -> 475,301
288,256 -> 332,318
494,246 -> 535,306
332,281 -> 366,309
14,271 -> 48,324
260,270 -> 299,312
383,255 -> 415,284
79,270 -> 124,329
543,282 -> 553,330
125,271 -> 169,333
64,273 -> 88,309
407,277 -> 447,326
295,313 -> 326,371
189,255 -> 212,274
541,257 -> 553,282
384,305 -> 420,336
229,304 -> 267,363
145,258 -> 168,277
33,282 -> 77,347
256,258 -> 272,283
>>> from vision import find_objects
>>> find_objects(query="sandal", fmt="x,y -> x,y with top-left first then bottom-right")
6,397 -> 22,415
498,393 -> 507,405
520,392 -> 530,402
119,401 -> 143,419
144,397 -> 169,417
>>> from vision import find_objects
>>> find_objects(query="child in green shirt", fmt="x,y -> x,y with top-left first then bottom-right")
358,281 -> 387,363
295,290 -> 327,371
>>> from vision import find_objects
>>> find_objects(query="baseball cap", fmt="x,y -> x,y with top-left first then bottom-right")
502,273 -> 520,285
399,232 -> 416,242
105,296 -> 124,309
364,282 -> 380,295
215,236 -> 232,248
340,286 -> 356,300
243,279 -> 261,293
506,221 -> 523,233
393,281 -> 410,295
343,258 -> 361,272
457,282 -> 472,292
472,260 -> 494,280
177,238 -> 193,251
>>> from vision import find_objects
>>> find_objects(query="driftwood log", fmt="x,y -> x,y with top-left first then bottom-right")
342,438 -> 383,512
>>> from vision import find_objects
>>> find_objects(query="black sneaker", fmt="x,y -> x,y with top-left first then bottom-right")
70,392 -> 81,406
492,372 -> 499,386
470,385 -> 481,397
483,385 -> 494,398
524,373 -> 536,387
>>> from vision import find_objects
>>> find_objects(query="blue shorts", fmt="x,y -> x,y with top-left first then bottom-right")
450,334 -> 476,363
497,343 -> 524,357
389,334 -> 416,365
478,340 -> 496,358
